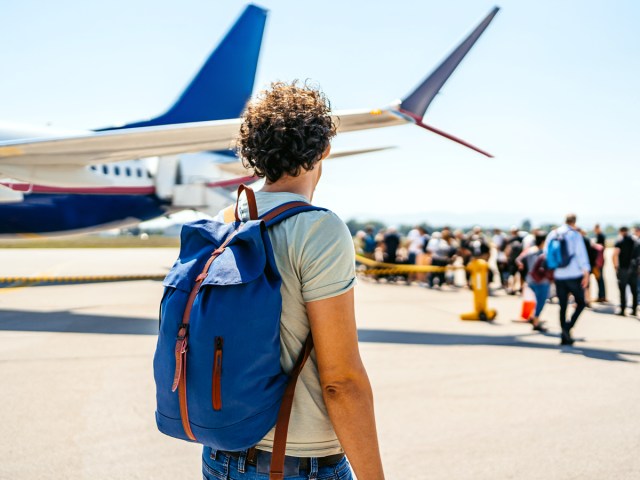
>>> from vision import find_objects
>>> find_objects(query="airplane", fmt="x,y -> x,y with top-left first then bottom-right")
0,4 -> 499,237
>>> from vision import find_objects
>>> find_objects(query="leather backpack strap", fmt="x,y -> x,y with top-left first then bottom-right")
269,333 -> 314,480
235,184 -> 258,221
261,201 -> 327,227
261,201 -> 309,224
172,226 -> 241,442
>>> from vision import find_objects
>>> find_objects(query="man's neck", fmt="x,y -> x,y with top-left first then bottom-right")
260,174 -> 315,201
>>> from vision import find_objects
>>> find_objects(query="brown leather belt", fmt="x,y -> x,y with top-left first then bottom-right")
219,447 -> 345,471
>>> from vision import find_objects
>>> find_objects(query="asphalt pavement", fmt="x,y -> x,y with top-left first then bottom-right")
0,248 -> 638,479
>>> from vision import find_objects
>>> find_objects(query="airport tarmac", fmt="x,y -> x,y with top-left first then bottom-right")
1,248 -> 639,479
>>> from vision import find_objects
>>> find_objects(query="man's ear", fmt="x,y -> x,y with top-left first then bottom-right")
321,144 -> 331,160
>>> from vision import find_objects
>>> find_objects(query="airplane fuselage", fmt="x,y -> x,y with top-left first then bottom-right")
0,186 -> 168,236
0,123 -> 168,236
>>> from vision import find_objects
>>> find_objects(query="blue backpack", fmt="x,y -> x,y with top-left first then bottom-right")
154,186 -> 325,477
546,231 -> 573,270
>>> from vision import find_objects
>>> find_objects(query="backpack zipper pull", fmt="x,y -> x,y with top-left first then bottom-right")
172,324 -> 189,392
212,337 -> 224,410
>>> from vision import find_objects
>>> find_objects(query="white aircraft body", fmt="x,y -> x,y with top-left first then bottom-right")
0,4 -> 499,236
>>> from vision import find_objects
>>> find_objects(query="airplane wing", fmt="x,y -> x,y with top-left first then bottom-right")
0,111 -> 406,167
216,145 -> 396,176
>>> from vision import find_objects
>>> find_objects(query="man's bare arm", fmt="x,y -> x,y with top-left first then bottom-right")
307,289 -> 385,480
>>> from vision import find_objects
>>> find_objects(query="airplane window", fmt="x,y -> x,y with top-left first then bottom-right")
137,168 -> 143,178
114,166 -> 120,176
147,170 -> 152,179
125,167 -> 132,177
90,165 -> 97,171
102,165 -> 109,175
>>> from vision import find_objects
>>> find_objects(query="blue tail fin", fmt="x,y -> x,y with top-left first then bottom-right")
101,4 -> 267,130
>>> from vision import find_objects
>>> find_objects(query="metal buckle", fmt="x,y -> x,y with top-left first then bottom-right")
176,323 -> 189,340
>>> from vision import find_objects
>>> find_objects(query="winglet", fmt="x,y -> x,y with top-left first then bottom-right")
400,6 -> 500,119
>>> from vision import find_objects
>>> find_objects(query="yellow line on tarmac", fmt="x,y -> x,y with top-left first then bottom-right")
0,274 -> 166,288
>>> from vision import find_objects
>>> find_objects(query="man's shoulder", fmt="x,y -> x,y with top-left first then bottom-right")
556,225 -> 578,239
284,208 -> 351,243
291,207 -> 344,228
615,236 -> 632,248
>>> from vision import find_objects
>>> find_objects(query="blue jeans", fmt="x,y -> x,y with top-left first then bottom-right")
528,282 -> 550,318
202,448 -> 353,480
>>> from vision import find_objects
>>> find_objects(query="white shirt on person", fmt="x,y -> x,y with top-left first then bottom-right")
407,228 -> 425,254
544,224 -> 590,280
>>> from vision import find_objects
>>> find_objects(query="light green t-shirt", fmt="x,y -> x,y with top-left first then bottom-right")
223,190 -> 356,457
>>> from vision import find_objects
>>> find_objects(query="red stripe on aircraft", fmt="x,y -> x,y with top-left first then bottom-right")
2,183 -> 156,195
205,175 -> 258,188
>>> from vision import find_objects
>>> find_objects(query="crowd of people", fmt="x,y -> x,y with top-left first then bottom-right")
354,215 -> 640,345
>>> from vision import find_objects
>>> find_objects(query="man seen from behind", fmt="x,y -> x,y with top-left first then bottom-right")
544,214 -> 591,346
203,81 -> 385,479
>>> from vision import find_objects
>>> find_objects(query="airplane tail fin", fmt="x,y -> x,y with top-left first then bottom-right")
101,4 -> 267,131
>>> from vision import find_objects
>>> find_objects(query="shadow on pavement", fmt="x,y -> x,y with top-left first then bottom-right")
1,309 -> 637,363
357,328 -> 640,363
589,304 -> 617,315
0,309 -> 158,335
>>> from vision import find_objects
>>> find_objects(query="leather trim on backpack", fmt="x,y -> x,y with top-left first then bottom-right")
235,184 -> 258,221
173,227 -> 241,442
269,333 -> 314,480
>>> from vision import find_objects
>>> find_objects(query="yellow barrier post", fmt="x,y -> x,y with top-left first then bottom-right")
460,259 -> 497,321
355,254 -> 497,321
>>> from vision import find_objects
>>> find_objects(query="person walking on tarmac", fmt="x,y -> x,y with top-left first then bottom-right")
517,234 -> 550,332
613,226 -> 639,316
593,224 -> 608,302
544,214 -> 591,346
383,227 -> 401,264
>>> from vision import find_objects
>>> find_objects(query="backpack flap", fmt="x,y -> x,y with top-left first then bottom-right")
201,221 -> 276,287
163,219 -> 275,291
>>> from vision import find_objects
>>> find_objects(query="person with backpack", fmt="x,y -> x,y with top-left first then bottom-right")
362,225 -> 377,260
516,234 -> 551,332
544,214 -> 591,346
156,82 -> 384,480
613,226 -> 639,316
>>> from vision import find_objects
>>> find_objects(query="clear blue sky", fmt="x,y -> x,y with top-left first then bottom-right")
2,0 -> 639,227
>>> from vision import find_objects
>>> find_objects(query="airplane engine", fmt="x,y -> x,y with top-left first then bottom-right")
154,153 -> 237,217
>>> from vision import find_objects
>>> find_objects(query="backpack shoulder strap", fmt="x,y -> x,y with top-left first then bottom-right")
270,334 -> 314,480
261,201 -> 327,228
224,184 -> 259,223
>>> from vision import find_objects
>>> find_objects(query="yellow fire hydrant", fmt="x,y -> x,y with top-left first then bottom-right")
460,259 -> 497,321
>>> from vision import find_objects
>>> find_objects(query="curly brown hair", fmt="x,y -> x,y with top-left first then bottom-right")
237,81 -> 337,183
